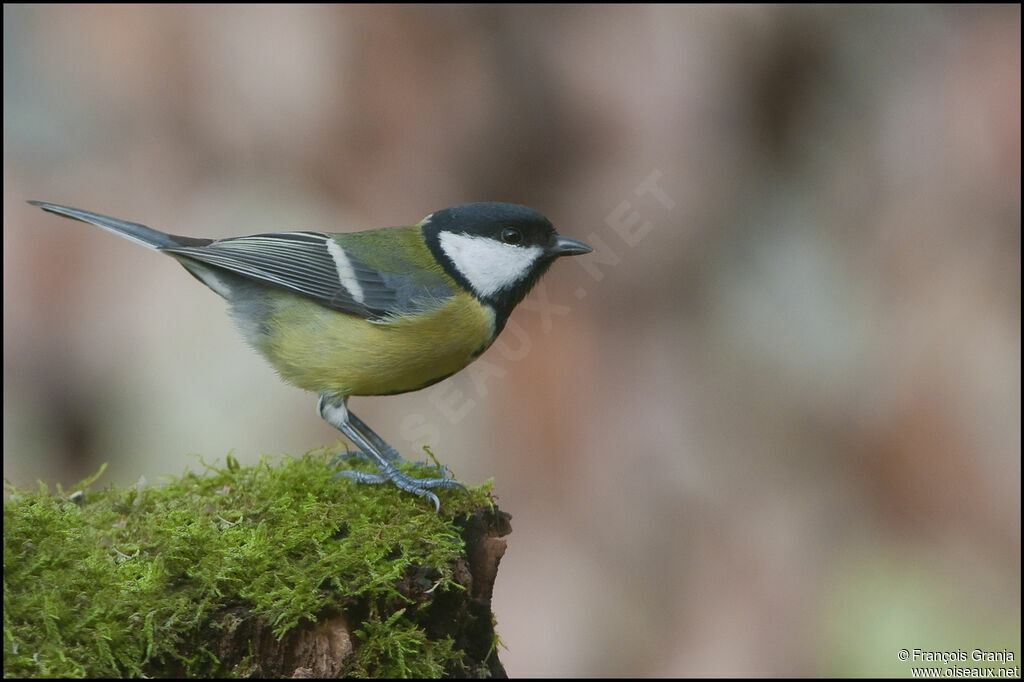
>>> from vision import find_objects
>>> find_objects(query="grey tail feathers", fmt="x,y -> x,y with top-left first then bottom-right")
27,201 -> 210,250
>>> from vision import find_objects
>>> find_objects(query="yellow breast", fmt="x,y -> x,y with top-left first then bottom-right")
252,289 -> 495,398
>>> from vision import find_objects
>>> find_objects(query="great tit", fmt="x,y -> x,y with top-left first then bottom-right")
28,200 -> 592,510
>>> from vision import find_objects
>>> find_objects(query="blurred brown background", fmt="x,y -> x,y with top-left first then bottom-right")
4,4 -> 1020,676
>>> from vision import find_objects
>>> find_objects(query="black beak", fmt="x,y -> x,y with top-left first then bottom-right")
551,235 -> 593,257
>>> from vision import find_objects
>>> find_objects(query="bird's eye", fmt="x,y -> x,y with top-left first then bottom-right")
500,227 -> 523,245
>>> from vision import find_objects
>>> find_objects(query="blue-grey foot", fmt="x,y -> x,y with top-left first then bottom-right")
329,449 -> 450,476
318,395 -> 466,512
331,467 -> 466,513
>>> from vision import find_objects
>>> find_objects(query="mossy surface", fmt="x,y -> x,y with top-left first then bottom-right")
3,448 -> 498,678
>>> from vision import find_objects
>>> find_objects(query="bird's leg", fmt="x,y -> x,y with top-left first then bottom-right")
347,407 -> 463,483
328,408 -> 451,479
341,410 -> 452,476
318,395 -> 464,512
344,411 -> 405,462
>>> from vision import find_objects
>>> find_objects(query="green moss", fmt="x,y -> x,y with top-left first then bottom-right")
350,608 -> 461,678
4,448 -> 496,678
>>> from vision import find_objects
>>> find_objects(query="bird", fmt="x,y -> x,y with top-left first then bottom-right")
28,200 -> 592,510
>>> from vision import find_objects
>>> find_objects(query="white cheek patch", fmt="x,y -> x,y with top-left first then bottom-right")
325,238 -> 367,305
439,232 -> 544,298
